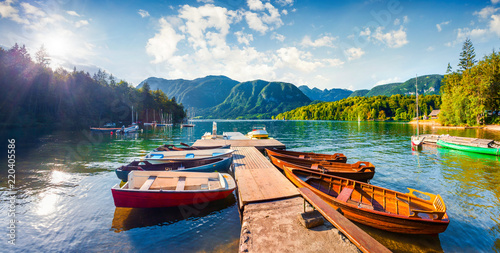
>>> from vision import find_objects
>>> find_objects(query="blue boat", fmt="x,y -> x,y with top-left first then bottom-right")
115,156 -> 233,182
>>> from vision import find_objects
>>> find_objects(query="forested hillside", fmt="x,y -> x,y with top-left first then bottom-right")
274,94 -> 441,121
0,43 -> 185,129
209,80 -> 311,119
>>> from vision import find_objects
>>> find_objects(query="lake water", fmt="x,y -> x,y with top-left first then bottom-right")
1,120 -> 499,252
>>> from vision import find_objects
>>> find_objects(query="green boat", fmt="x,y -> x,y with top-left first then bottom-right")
437,139 -> 500,156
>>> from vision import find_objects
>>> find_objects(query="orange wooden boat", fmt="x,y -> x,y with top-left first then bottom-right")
268,152 -> 374,182
283,165 -> 450,234
265,148 -> 347,163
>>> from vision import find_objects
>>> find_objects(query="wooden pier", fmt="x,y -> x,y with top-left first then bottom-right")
194,135 -> 388,253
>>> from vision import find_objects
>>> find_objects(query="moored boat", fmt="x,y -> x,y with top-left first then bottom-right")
155,143 -> 231,151
437,139 -> 500,156
265,148 -> 347,163
268,152 -> 374,182
111,171 -> 236,208
115,156 -> 233,182
143,148 -> 235,164
282,165 -> 450,234
90,127 -> 121,133
247,126 -> 268,139
116,124 -> 139,134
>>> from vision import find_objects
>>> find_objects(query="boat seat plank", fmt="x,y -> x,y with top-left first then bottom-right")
176,177 -> 186,191
140,176 -> 156,190
298,187 -> 391,253
150,177 -> 179,190
209,181 -> 221,190
185,177 -> 209,190
337,187 -> 354,202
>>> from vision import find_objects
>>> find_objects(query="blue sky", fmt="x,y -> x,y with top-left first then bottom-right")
1,0 -> 499,91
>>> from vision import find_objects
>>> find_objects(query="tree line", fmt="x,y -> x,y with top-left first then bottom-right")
439,38 -> 500,126
273,94 -> 441,121
0,43 -> 185,129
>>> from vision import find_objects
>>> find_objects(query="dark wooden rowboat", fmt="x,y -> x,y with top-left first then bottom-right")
267,152 -> 374,182
155,143 -> 230,151
115,156 -> 233,182
283,165 -> 450,234
265,148 -> 347,163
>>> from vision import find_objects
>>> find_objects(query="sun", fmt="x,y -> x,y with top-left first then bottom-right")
41,30 -> 75,58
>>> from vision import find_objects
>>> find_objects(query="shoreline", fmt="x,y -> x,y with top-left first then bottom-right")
409,120 -> 500,131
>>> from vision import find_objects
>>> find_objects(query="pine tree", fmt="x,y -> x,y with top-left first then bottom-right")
446,62 -> 452,73
35,44 -> 50,67
458,38 -> 477,71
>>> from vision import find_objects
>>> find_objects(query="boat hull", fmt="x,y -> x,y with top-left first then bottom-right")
282,166 -> 449,234
115,156 -> 233,182
268,154 -> 374,182
111,188 -> 234,208
265,148 -> 347,163
437,140 -> 499,156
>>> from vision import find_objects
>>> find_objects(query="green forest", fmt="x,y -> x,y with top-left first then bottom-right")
273,94 -> 441,121
0,43 -> 185,129
439,39 -> 500,126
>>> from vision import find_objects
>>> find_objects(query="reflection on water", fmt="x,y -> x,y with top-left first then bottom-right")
0,121 -> 499,252
355,221 -> 443,253
111,194 -> 237,232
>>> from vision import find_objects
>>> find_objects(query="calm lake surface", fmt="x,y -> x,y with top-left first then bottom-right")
1,120 -> 500,252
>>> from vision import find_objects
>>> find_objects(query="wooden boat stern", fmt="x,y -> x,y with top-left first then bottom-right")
407,188 -> 448,220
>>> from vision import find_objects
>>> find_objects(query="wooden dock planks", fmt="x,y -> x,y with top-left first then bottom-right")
232,147 -> 299,207
298,187 -> 391,253
193,138 -> 285,151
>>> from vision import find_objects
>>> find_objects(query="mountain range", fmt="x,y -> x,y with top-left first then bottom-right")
138,74 -> 443,119
138,76 -> 311,119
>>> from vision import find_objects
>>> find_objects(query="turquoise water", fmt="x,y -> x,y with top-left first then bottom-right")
1,120 -> 499,252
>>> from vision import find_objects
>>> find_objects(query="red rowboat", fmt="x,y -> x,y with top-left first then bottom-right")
111,171 -> 236,208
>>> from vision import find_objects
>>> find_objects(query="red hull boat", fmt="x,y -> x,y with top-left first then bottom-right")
112,171 -> 236,208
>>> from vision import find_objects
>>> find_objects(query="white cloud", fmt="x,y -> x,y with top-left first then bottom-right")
235,30 -> 253,46
403,16 -> 409,24
493,0 -> 500,4
197,0 -> 214,3
360,27 -> 371,37
373,26 -> 408,48
344,47 -> 365,61
138,9 -> 150,18
244,2 -> 283,34
375,77 -> 401,86
474,7 -> 499,20
277,0 -> 294,6
271,32 -> 285,42
75,20 -> 89,28
22,3 -> 44,17
275,47 -> 324,72
247,0 -> 265,11
282,9 -> 288,15
0,0 -> 28,24
489,14 -> 500,36
426,46 -> 435,51
245,11 -> 268,34
146,18 -> 185,63
300,35 -> 336,47
325,58 -> 344,67
67,11 -> 80,17
436,21 -> 450,32
393,18 -> 400,26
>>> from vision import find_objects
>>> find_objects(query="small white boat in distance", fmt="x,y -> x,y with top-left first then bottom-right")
247,126 -> 269,139
143,148 -> 235,164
